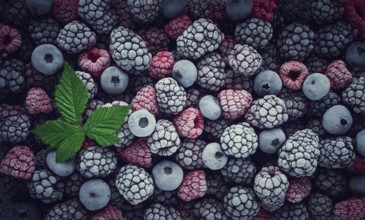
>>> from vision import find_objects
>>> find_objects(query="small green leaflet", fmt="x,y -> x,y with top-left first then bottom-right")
55,62 -> 88,125
56,131 -> 85,162
86,132 -> 120,147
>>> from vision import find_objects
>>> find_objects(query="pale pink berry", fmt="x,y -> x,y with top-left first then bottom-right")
90,205 -> 123,220
279,61 -> 309,90
131,86 -> 159,116
0,146 -> 36,180
173,108 -> 204,138
335,198 -> 365,220
177,170 -> 207,202
0,24 -> 22,53
324,60 -> 353,90
286,177 -> 312,203
78,48 -> 111,79
164,15 -> 192,41
147,51 -> 175,79
25,87 -> 53,114
217,89 -> 252,120
119,138 -> 153,169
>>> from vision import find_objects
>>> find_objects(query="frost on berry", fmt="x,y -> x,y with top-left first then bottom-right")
177,170 -> 207,202
0,145 -> 35,179
173,108 -> 204,139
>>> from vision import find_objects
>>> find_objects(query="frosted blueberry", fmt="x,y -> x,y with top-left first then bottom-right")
302,73 -> 330,100
259,128 -> 286,154
199,95 -> 222,120
31,44 -> 64,75
46,151 -> 76,177
356,130 -> 365,157
79,179 -> 110,211
128,109 -> 156,137
100,66 -> 129,95
152,160 -> 183,191
322,105 -> 353,135
202,142 -> 228,170
254,70 -> 282,97
172,59 -> 197,88
346,41 -> 365,70
225,0 -> 253,22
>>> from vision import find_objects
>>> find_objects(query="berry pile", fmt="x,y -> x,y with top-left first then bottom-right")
1,0 -> 365,219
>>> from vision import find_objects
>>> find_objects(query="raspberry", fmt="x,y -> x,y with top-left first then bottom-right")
155,77 -> 186,115
324,60 -> 353,90
335,198 -> 365,220
193,198 -> 227,220
44,199 -> 88,220
346,155 -> 365,175
127,0 -> 162,25
279,61 -> 309,90
131,86 -> 159,116
0,24 -> 21,53
164,15 -> 192,41
278,88 -> 308,120
273,202 -> 309,220
224,186 -> 260,220
51,0 -> 79,24
228,44 -> 262,76
254,166 -> 289,211
28,17 -> 61,45
342,76 -> 365,113
224,69 -> 254,92
27,169 -> 63,203
286,177 -> 311,203
187,0 -> 225,21
308,90 -> 341,117
78,48 -> 111,80
221,158 -> 257,184
217,89 -> 252,120
0,145 -> 35,180
147,51 -> 174,79
115,164 -> 154,205
0,58 -> 25,94
91,205 -> 123,220
148,119 -> 181,156
139,27 -> 170,56
1,113 -> 30,144
175,138 -> 206,170
251,209 -> 274,220
344,0 -> 365,38
318,136 -> 355,169
306,192 -> 334,220
177,170 -> 207,202
252,0 -> 277,21
25,87 -> 53,114
173,108 -> 204,139
314,169 -> 347,199
119,138 -> 152,169
196,52 -> 226,91
205,174 -> 228,200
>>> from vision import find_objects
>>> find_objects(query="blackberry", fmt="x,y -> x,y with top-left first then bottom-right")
44,199 -> 88,220
57,21 -> 96,54
318,136 -> 355,169
253,166 -> 289,212
305,55 -> 328,74
176,18 -> 224,60
149,188 -> 177,207
218,35 -> 235,64
278,129 -> 320,177
310,0 -> 344,25
25,62 -> 60,92
139,27 -> 170,56
56,172 -> 84,198
204,118 -> 230,141
193,198 -> 227,220
133,75 -> 155,93
259,43 -> 281,72
0,0 -> 30,28
0,59 -> 25,94
175,139 -> 206,170
314,169 -> 348,199
234,18 -> 273,50
1,113 -> 30,144
196,52 -> 226,91
77,146 -> 117,178
277,0 -> 312,24
245,95 -> 289,129
143,203 -> 181,220
115,164 -> 154,205
127,0 -> 162,25
314,21 -> 353,59
278,88 -> 308,120
84,99 -> 104,119
221,158 -> 257,185
307,118 -> 327,137
148,119 -> 181,156
108,178 -> 125,210
273,202 -> 309,220
224,69 -> 254,92
306,192 -> 333,220
185,88 -> 200,108
342,76 -> 365,113
277,23 -> 315,61
75,71 -> 97,100
205,174 -> 228,200
122,202 -> 145,220
187,0 -> 225,21
224,186 -> 260,220
220,123 -> 258,159
28,17 -> 61,45
27,169 -> 63,203
155,77 -> 186,115
110,26 -> 152,75
308,90 -> 341,117
78,0 -> 117,34
228,44 -> 262,76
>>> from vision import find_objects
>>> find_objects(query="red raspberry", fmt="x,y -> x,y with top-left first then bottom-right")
139,27 -> 170,55
0,145 -> 36,180
147,51 -> 175,79
131,86 -> 159,116
324,60 -> 352,90
82,139 -> 98,150
51,0 -> 79,24
344,0 -> 365,38
286,177 -> 312,203
252,0 -> 278,21
90,205 -> 123,220
177,170 -> 207,202
0,24 -> 22,53
176,201 -> 194,220
217,89 -> 252,120
78,48 -> 111,80
334,198 -> 365,220
279,61 -> 309,90
346,155 -> 365,175
119,138 -> 152,169
164,15 -> 192,41
25,87 -> 53,114
251,208 -> 274,220
173,108 -> 204,139
0,104 -> 25,121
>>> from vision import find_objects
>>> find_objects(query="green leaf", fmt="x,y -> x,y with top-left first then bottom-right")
55,132 -> 85,162
86,132 -> 120,147
55,62 -> 88,125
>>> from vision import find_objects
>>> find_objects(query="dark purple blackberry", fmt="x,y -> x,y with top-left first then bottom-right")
187,0 -> 225,21
234,18 -> 273,50
133,75 -> 155,93
110,26 -> 152,75
273,202 -> 309,220
84,99 -> 104,119
310,0 -> 344,24
245,95 -> 289,129
127,0 -> 162,25
0,58 -> 25,94
14,31 -> 36,62
25,62 -> 60,92
220,123 -> 258,159
115,164 -> 154,205
0,0 -> 30,28
78,0 -> 117,34
56,172 -> 84,198
75,71 -> 97,100
44,199 -> 88,220
155,77 -> 186,115
205,174 -> 228,200
342,76 -> 365,113
308,90 -> 341,117
148,119 -> 180,156
278,129 -> 320,177
28,17 -> 61,45
258,43 -> 281,72
1,113 -> 30,144
176,18 -> 224,60
314,21 -> 353,59
282,119 -> 307,137
57,21 -> 96,54
149,188 -> 177,207
77,146 -> 117,178
224,186 -> 260,220
108,178 -> 125,210
306,192 -> 334,220
221,158 -> 257,185
185,88 -> 200,108
143,203 -> 181,220
122,202 -> 144,220
228,44 -> 263,76
27,169 -> 63,204
139,27 -> 170,56
204,118 -> 230,141
319,136 -> 355,169
193,198 -> 227,220
307,118 -> 327,137
196,52 -> 226,91
314,169 -> 348,199
4,176 -> 30,201
175,138 -> 205,170
224,69 -> 254,92
277,23 -> 315,61
305,55 -> 328,74
278,88 -> 308,120
277,0 -> 312,24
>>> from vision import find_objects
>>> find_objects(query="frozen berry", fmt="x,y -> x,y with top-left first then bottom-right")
51,0 -> 79,24
175,138 -> 206,170
334,198 -> 365,220
127,0 -> 162,25
0,24 -> 22,53
315,169 -> 348,199
119,138 -> 152,168
76,71 -> 98,100
225,0 -> 253,21
177,170 -> 207,202
306,192 -> 333,220
217,89 -> 252,120
187,0 -> 225,22
302,73 -> 331,101
322,105 -> 353,135
224,186 -> 260,220
221,158 -> 256,184
0,145 -> 35,180
90,205 -> 123,220
79,178 -> 111,211
324,60 -> 353,90
254,70 -> 282,96
202,142 -> 228,170
197,52 -> 226,91
139,27 -> 170,56
198,95 -> 222,120
228,44 -> 262,76
252,0 -> 277,21
278,88 -> 308,120
346,41 -> 365,70
131,86 -> 159,116
172,59 -> 197,88
25,0 -> 53,15
100,66 -> 129,95
356,130 -> 365,157
31,44 -> 64,75
259,128 -> 286,154
27,169 -> 63,203
148,51 -> 174,80
46,151 -> 75,177
152,160 -> 183,191
308,90 -> 341,117
155,77 -> 187,115
319,136 -> 355,168
342,76 -> 365,113
25,87 -> 53,114
286,177 -> 311,203
273,202 -> 309,220
78,48 -> 111,79
28,17 -> 61,45
128,109 -> 156,137
148,119 -> 181,156
279,61 -> 309,91
1,113 -> 30,144
310,0 -> 344,24
173,107 -> 204,139
44,199 -> 87,220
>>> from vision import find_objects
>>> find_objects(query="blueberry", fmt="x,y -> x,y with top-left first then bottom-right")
322,105 -> 353,135
100,66 -> 129,95
46,151 -> 76,177
356,130 -> 365,157
161,0 -> 187,18
259,128 -> 286,154
31,44 -> 64,75
225,0 -> 253,22
254,70 -> 282,97
79,179 -> 110,211
202,142 -> 228,170
172,59 -> 197,88
302,73 -> 330,101
198,95 -> 222,120
349,176 -> 365,195
5,202 -> 42,220
25,0 -> 54,15
128,109 -> 156,137
152,160 -> 183,191
346,41 -> 365,70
